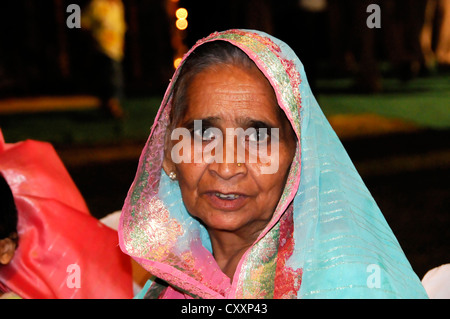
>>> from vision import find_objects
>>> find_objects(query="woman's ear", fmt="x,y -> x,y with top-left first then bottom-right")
162,136 -> 176,177
162,154 -> 175,177
0,237 -> 17,265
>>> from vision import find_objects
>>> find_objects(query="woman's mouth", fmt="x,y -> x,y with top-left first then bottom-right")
204,191 -> 248,211
215,192 -> 240,200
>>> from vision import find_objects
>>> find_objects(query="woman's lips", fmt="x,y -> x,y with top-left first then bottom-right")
203,191 -> 248,211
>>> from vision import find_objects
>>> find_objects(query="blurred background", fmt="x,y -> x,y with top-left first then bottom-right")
0,0 -> 448,280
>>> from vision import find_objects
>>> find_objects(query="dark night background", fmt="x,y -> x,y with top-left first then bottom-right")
0,0 -> 448,282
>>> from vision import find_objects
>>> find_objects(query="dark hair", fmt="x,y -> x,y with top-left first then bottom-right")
0,175 -> 18,243
169,41 -> 257,129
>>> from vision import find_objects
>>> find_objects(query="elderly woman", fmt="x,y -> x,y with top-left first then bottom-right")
119,30 -> 427,298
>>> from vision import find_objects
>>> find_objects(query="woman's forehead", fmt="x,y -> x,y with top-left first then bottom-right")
182,64 -> 285,125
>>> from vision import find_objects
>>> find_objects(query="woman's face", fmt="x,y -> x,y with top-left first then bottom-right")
164,64 -> 296,236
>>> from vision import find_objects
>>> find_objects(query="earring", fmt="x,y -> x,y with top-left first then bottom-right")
169,171 -> 177,180
237,163 -> 242,167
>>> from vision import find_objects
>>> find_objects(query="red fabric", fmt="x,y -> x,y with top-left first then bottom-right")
0,131 -> 133,298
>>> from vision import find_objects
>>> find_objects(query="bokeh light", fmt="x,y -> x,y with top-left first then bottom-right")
175,18 -> 188,30
175,8 -> 188,19
173,57 -> 182,69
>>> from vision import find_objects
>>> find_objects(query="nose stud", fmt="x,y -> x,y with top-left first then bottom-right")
237,163 -> 242,167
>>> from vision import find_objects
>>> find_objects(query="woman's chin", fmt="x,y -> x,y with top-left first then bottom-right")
202,214 -> 247,233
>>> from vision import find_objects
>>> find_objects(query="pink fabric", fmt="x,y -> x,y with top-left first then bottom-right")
0,131 -> 134,299
119,30 -> 304,299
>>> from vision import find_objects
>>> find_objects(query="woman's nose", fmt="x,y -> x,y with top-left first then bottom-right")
207,135 -> 246,180
208,160 -> 246,180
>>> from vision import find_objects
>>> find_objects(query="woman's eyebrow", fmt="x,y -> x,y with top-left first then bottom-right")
179,117 -> 219,130
237,118 -> 277,130
180,117 -> 277,130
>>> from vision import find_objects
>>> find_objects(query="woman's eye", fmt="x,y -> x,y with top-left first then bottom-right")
248,128 -> 269,143
193,127 -> 217,141
203,128 -> 217,140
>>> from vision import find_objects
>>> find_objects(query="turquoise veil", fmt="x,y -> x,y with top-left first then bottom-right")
266,30 -> 427,298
